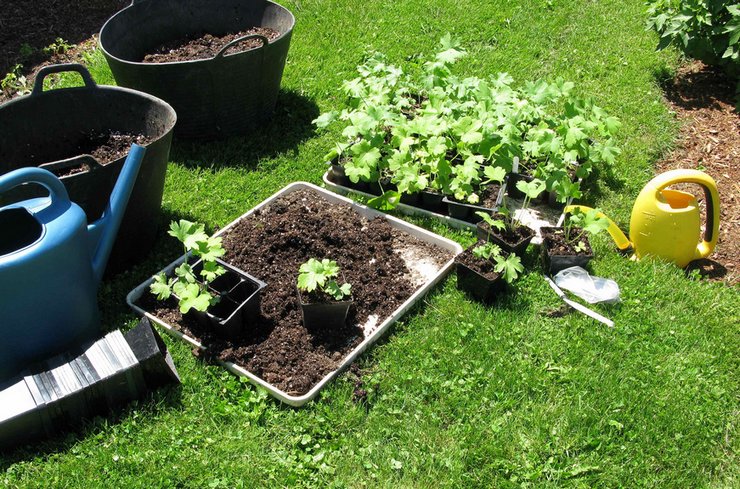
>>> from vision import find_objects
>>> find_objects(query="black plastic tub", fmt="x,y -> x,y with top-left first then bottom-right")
100,0 -> 295,139
540,226 -> 593,275
0,64 -> 176,274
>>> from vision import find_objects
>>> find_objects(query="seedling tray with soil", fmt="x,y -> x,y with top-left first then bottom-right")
128,182 -> 461,406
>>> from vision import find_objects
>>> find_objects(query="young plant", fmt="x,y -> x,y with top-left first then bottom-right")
297,258 -> 352,301
471,242 -> 524,284
563,208 -> 611,252
150,220 -> 226,314
512,178 -> 546,227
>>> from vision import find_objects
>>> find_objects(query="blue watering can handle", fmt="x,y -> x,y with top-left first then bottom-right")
0,167 -> 70,208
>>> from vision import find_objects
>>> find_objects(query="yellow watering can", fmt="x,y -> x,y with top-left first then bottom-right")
566,169 -> 720,268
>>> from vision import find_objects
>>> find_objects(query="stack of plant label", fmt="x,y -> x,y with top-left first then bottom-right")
0,319 -> 179,449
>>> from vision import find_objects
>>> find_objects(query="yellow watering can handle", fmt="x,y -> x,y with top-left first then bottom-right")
648,169 -> 720,259
563,205 -> 632,251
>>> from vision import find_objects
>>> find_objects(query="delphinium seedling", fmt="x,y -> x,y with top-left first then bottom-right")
471,242 -> 524,284
150,220 -> 226,314
563,208 -> 610,253
297,258 -> 352,301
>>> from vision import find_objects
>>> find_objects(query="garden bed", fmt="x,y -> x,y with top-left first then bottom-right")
128,183 -> 460,405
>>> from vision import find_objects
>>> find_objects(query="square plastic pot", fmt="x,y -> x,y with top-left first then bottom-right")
182,259 -> 266,339
476,221 -> 535,257
455,259 -> 506,303
540,227 -> 593,275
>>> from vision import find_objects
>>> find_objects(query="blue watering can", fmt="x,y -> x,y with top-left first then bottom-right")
0,144 -> 146,382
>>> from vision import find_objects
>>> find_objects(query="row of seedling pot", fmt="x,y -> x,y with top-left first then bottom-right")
149,221 -> 353,338
316,36 -> 621,224
454,176 -> 610,303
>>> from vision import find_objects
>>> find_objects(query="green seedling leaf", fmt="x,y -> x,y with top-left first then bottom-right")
149,273 -> 172,300
325,281 -> 352,301
176,282 -> 213,314
174,263 -> 197,283
169,220 -> 208,251
194,236 -> 226,262
368,190 -> 401,210
297,258 -> 329,292
312,111 -> 337,129
200,260 -> 226,283
494,253 -> 524,284
516,178 -> 546,199
483,165 -> 506,184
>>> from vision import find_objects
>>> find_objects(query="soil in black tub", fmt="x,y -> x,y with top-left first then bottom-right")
25,131 -> 153,176
141,27 -> 281,63
138,189 -> 453,396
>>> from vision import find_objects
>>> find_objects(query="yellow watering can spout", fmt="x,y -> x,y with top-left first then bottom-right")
564,205 -> 632,250
565,169 -> 720,268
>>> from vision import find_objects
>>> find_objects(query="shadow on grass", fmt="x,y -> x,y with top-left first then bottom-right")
0,383 -> 182,468
170,89 -> 320,170
656,63 -> 738,112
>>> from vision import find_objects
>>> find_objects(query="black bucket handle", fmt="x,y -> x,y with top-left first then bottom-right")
38,154 -> 104,178
31,64 -> 97,96
215,35 -> 269,59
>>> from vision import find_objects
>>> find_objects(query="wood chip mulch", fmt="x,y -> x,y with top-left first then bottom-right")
656,61 -> 739,286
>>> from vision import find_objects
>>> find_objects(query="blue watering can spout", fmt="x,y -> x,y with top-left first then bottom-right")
87,144 -> 146,284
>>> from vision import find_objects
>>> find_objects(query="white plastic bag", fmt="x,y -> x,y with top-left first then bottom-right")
553,266 -> 620,304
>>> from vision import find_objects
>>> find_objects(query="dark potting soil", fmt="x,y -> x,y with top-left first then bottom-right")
541,227 -> 593,256
26,131 -> 153,174
479,216 -> 534,245
455,242 -> 500,281
139,188 -> 453,396
141,27 -> 280,63
449,184 -> 501,209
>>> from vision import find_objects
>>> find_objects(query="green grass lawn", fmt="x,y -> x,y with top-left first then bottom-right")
2,0 -> 738,487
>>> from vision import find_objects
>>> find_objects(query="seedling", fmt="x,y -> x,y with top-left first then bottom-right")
150,220 -> 226,314
297,258 -> 352,301
563,208 -> 610,252
471,242 -> 524,284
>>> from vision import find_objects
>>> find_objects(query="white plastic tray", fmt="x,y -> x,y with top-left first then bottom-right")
322,170 -> 566,245
127,182 -> 462,406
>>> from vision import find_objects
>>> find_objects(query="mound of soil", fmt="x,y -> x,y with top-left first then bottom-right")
139,189 -> 453,396
141,27 -> 280,63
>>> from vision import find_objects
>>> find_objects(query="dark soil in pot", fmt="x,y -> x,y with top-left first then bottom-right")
142,27 -> 280,63
540,226 -> 594,275
138,188 -> 452,396
477,217 -> 535,256
454,243 -> 507,302
444,183 -> 501,222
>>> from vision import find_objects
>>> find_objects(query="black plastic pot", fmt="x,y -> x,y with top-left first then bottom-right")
419,189 -> 444,212
540,226 -> 593,275
476,221 -> 535,257
329,163 -> 351,186
100,0 -> 295,139
442,196 -> 498,223
0,64 -> 176,274
298,289 -> 353,330
455,256 -> 506,303
186,259 -> 266,339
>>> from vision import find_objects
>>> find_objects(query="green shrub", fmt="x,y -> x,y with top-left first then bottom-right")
646,1 -> 740,77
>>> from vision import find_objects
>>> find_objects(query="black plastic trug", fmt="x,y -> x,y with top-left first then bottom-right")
100,0 -> 295,139
0,63 -> 176,274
